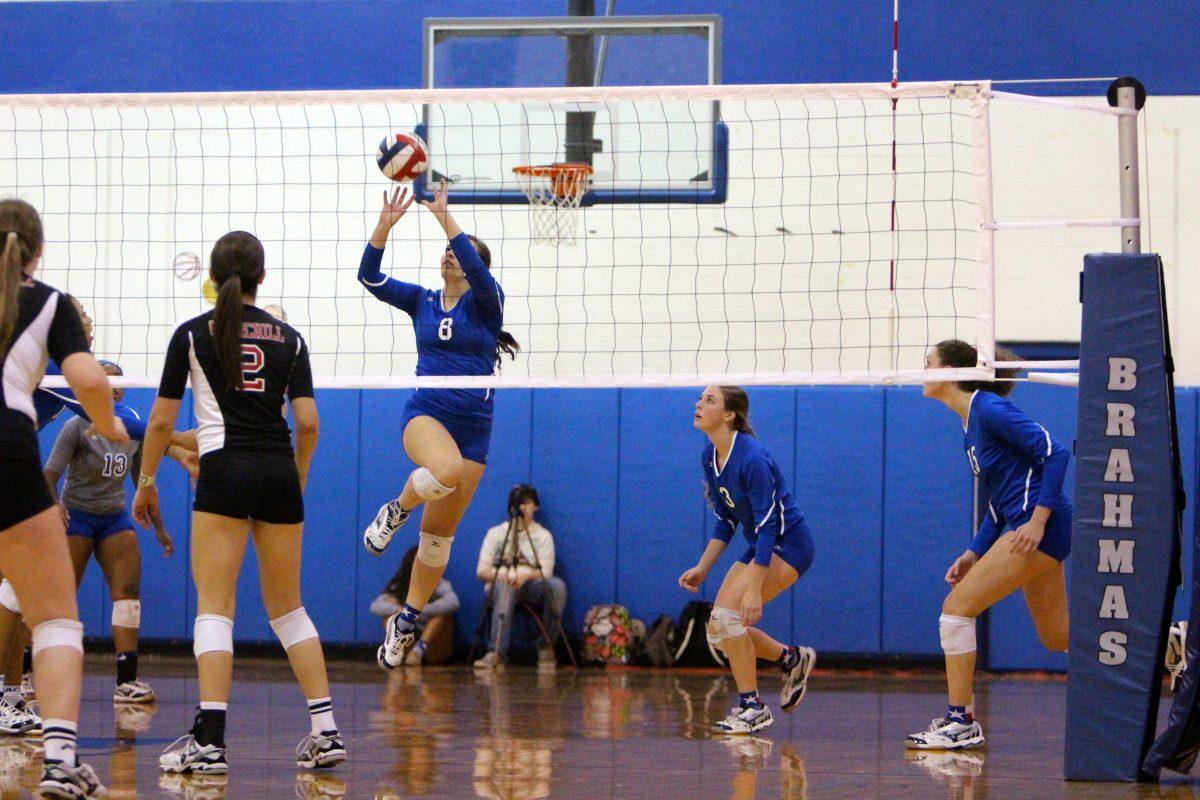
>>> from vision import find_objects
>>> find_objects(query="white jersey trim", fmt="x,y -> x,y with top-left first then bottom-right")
3,291 -> 58,425
188,331 -> 226,455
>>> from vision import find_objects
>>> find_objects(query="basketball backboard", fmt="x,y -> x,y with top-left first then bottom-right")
417,15 -> 726,205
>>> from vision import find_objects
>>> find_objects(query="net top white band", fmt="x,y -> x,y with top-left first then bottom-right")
0,80 -> 989,109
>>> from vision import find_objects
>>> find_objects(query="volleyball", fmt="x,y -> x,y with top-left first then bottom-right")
376,131 -> 428,182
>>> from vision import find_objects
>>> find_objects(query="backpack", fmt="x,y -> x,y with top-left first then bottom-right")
673,600 -> 727,667
643,614 -> 680,667
581,604 -> 636,665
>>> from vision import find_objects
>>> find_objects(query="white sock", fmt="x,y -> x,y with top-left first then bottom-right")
43,718 -> 77,767
307,697 -> 336,736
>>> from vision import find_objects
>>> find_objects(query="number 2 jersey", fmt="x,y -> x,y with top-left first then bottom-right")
358,232 -> 504,422
702,431 -> 812,567
158,305 -> 313,456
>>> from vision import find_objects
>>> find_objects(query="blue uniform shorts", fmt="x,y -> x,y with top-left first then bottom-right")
1006,506 -> 1072,562
66,507 -> 137,543
737,523 -> 815,578
401,394 -> 493,465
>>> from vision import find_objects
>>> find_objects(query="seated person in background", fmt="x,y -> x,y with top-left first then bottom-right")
474,485 -> 567,671
370,545 -> 458,665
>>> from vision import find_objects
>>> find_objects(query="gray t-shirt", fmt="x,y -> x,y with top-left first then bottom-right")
45,416 -> 142,515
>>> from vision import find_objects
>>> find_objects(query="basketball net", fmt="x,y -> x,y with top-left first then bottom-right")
512,163 -> 593,246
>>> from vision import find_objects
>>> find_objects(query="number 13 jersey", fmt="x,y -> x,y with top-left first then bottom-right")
158,305 -> 313,456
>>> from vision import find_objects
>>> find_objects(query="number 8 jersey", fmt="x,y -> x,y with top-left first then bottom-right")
158,306 -> 314,455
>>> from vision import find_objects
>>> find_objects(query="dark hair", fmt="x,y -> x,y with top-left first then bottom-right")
210,231 -> 265,391
717,385 -> 756,436
933,339 -> 1019,397
385,545 -> 419,600
0,199 -> 43,363
507,483 -> 540,517
464,235 -> 521,367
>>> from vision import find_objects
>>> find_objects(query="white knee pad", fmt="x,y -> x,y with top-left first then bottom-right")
194,614 -> 234,658
412,467 -> 456,501
0,580 -> 20,615
416,531 -> 453,568
709,607 -> 747,641
31,619 -> 83,657
939,613 -> 977,655
269,607 -> 319,650
112,599 -> 141,629
706,630 -> 726,653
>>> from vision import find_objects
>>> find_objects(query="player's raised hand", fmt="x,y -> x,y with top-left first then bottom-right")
378,186 -> 415,230
420,177 -> 449,216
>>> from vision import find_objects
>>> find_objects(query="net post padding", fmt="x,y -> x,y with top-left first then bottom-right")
512,163 -> 594,246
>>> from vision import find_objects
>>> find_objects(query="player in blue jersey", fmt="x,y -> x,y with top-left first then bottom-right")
679,386 -> 817,734
357,183 -> 519,670
906,340 -> 1071,751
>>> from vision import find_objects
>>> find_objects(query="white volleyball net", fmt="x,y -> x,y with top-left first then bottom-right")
1,82 -> 1006,388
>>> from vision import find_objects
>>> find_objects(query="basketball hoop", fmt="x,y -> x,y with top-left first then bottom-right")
512,163 -> 593,246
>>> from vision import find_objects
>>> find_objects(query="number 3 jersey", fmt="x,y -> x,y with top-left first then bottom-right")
158,305 -> 314,456
45,415 -> 142,515
702,431 -> 810,567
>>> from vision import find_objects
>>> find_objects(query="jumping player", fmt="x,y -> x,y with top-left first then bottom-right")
0,198 -> 118,798
679,386 -> 817,734
906,340 -> 1071,750
44,359 -> 178,705
357,182 -> 518,669
132,230 -> 345,774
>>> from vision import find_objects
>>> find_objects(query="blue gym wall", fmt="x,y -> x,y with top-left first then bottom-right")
1,1 -> 1197,95
37,385 -> 1200,671
11,1 -> 1200,669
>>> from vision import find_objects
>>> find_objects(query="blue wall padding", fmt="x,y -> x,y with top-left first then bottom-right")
985,383 -> 1078,671
1066,253 -> 1180,781
881,388 -> 975,654
35,383 -> 1200,672
792,388 -> 885,654
3,1 -> 1197,94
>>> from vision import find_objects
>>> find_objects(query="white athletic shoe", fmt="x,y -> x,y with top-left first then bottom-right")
473,651 -> 502,671
363,500 -> 409,555
0,696 -> 38,736
296,731 -> 346,769
38,760 -> 106,799
114,678 -> 156,704
780,646 -> 816,711
905,716 -> 985,750
159,735 -> 229,774
376,613 -> 415,671
712,703 -> 773,735
1167,620 -> 1188,691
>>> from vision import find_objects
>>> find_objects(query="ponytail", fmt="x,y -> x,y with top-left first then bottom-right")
933,339 -> 1020,397
213,278 -> 246,390
0,199 -> 44,364
0,234 -> 22,364
496,330 -> 520,367
717,385 -> 756,436
209,231 -> 264,392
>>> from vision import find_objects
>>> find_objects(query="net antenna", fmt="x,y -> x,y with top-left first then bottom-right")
512,163 -> 594,246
